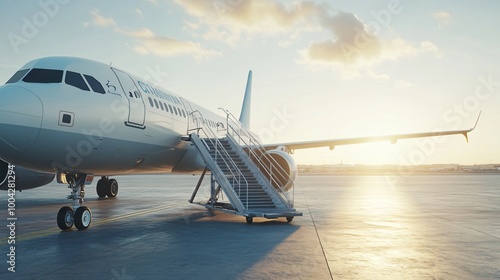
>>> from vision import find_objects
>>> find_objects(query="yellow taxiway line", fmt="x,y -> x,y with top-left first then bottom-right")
1,202 -> 185,244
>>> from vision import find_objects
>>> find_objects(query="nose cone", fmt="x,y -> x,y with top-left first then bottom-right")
0,85 -> 43,160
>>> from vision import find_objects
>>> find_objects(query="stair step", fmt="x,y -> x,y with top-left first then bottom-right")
191,134 -> 288,212
235,193 -> 270,197
240,197 -> 274,201
233,189 -> 267,193
240,200 -> 275,205
235,188 -> 269,193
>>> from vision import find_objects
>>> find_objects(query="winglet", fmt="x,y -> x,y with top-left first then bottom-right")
471,111 -> 481,131
239,70 -> 252,129
463,111 -> 482,143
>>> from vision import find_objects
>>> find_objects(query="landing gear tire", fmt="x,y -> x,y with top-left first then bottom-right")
74,206 -> 92,230
57,206 -> 74,230
96,180 -> 107,198
246,216 -> 253,224
96,177 -> 118,198
57,173 -> 93,231
106,179 -> 118,198
286,216 -> 294,223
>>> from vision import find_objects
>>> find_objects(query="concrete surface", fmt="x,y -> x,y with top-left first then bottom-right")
1,174 -> 499,279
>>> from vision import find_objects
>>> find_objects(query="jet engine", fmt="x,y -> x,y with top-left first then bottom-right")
0,160 -> 55,190
257,148 -> 297,192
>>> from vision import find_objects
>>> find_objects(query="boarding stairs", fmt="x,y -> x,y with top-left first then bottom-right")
187,110 -> 302,223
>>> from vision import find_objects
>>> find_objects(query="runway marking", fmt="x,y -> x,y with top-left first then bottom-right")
0,202 -> 185,243
303,194 -> 333,280
91,201 -> 184,226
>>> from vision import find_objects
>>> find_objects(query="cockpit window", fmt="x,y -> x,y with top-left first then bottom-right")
23,68 -> 63,83
83,74 -> 105,94
65,71 -> 90,91
6,69 -> 30,84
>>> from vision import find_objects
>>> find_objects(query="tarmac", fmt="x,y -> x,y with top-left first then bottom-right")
1,174 -> 499,279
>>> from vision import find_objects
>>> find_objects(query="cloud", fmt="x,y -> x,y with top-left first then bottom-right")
86,8 -> 218,60
174,0 -> 322,28
174,0 -> 325,42
115,27 -> 155,38
135,35 -> 220,59
420,41 -> 442,58
303,12 -> 382,65
175,0 -> 439,70
382,39 -> 442,60
134,9 -> 144,16
302,12 -> 443,67
116,28 -> 220,59
84,9 -> 116,27
432,12 -> 451,28
202,27 -> 240,46
367,69 -> 390,81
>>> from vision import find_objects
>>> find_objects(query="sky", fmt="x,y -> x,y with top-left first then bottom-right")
1,0 -> 499,165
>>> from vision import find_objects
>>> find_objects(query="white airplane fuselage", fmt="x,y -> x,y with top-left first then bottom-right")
0,56 -> 226,175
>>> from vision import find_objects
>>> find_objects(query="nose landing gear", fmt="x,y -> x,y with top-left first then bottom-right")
56,174 -> 93,230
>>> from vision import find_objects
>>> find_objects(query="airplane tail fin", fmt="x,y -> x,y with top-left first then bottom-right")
239,70 -> 252,129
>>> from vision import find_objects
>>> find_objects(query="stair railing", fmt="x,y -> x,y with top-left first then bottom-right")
188,110 -> 249,209
219,109 -> 295,208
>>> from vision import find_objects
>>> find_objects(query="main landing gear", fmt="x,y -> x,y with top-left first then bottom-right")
57,174 -> 92,230
96,176 -> 118,198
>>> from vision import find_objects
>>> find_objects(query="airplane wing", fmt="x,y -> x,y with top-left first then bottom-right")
262,113 -> 481,152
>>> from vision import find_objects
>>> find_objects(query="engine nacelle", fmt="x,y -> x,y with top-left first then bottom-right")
258,148 -> 297,192
0,160 -> 55,191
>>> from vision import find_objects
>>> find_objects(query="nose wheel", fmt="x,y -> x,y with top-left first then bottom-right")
57,206 -> 74,230
57,174 -> 93,231
74,206 -> 92,230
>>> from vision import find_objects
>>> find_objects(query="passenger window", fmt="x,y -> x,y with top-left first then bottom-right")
173,107 -> 178,116
83,75 -> 105,94
154,99 -> 159,109
148,97 -> 154,107
23,68 -> 63,83
182,109 -> 186,118
164,103 -> 169,112
65,71 -> 90,91
6,69 -> 30,84
159,102 -> 164,111
168,105 -> 173,114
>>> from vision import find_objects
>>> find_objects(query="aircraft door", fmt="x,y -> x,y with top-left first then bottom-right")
180,97 -> 195,132
111,68 -> 146,129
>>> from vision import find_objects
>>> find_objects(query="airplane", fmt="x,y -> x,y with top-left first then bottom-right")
0,56 -> 479,230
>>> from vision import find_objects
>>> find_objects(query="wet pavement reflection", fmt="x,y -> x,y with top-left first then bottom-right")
0,174 -> 498,279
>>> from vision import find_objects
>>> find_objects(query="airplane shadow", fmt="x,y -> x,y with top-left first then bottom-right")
2,186 -> 302,279
41,207 -> 301,279
131,209 -> 301,279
